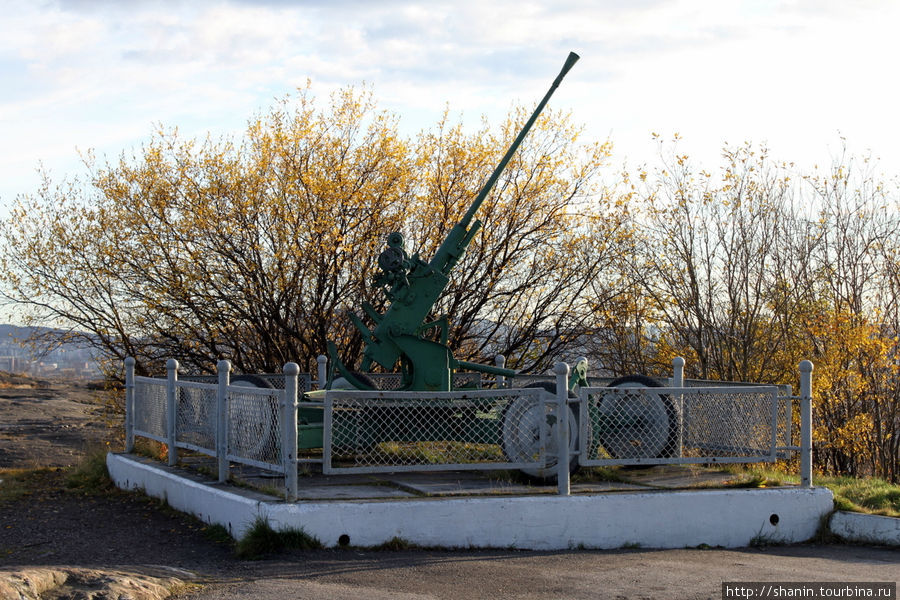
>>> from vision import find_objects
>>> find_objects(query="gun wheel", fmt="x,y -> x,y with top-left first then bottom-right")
596,374 -> 677,463
500,382 -> 581,482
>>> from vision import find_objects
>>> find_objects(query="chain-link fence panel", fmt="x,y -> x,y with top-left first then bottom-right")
684,380 -> 794,457
133,377 -> 168,443
680,387 -> 778,459
454,373 -> 482,389
180,372 -> 313,392
360,372 -> 482,391
507,374 -> 618,389
585,385 -> 679,461
227,386 -> 284,472
579,385 -> 780,466
322,388 -> 552,474
255,373 -> 311,391
178,375 -> 217,384
507,374 -> 555,388
367,373 -> 402,390
174,380 -> 218,456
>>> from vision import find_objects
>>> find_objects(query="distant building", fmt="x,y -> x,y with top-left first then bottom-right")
0,325 -> 101,378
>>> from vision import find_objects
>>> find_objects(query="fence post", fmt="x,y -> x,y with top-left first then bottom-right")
672,356 -> 684,387
495,355 -> 506,388
555,361 -> 570,496
166,358 -> 179,467
124,357 -> 135,452
799,360 -> 814,488
317,355 -> 328,389
672,356 -> 684,458
283,362 -> 300,502
216,359 -> 231,483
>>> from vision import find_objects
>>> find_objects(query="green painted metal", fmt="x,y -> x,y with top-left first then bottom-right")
329,52 -> 580,391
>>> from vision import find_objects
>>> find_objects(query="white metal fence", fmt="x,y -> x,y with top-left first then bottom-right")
126,358 -> 305,499
124,356 -> 815,501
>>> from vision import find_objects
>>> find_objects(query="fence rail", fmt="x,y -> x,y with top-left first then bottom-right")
124,355 -> 815,501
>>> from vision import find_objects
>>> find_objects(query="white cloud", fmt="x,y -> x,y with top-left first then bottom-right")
1,0 -> 899,209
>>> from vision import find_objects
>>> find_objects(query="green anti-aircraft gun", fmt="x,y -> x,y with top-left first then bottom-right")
327,52 -> 587,392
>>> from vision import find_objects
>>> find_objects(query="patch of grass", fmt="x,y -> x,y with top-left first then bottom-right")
65,446 -> 113,493
818,475 -> 900,518
235,517 -> 322,559
717,465 -> 789,488
225,476 -> 285,499
133,438 -> 169,462
1,447 -> 115,503
811,513 -> 841,544
193,465 -> 215,478
725,473 -> 783,488
373,536 -> 416,551
488,469 -> 540,486
202,523 -> 234,545
0,371 -> 42,389
0,467 -> 60,503
374,441 -> 504,464
718,466 -> 900,518
749,528 -> 785,547
571,467 -> 630,484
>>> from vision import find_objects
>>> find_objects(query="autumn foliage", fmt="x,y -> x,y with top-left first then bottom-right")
0,85 -> 620,378
1,90 -> 898,481
622,138 -> 900,482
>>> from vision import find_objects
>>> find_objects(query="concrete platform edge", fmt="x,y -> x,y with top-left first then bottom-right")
107,453 -> 834,550
829,511 -> 900,546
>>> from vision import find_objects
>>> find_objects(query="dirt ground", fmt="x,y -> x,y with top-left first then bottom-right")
1,372 -> 897,600
0,374 -> 117,469
0,372 -> 250,597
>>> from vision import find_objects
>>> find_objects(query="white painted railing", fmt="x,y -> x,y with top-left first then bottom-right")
124,355 -> 815,502
126,358 -> 303,501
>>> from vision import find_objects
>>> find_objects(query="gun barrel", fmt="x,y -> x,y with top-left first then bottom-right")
459,51 -> 580,228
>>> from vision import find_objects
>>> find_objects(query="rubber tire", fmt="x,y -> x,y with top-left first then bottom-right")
231,374 -> 273,388
329,371 -> 378,390
597,374 -> 677,465
500,381 -> 581,482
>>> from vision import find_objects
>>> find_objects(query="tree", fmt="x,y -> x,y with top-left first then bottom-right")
624,140 -> 808,383
799,153 -> 900,481
0,85 -> 620,378
618,141 -> 900,481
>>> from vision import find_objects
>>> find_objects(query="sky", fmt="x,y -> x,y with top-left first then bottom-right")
1,0 -> 898,213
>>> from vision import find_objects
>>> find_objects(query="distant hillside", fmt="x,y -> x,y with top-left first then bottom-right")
0,324 -> 95,347
0,324 -> 39,340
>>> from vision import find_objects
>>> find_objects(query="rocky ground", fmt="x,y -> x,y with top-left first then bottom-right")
0,372 -> 246,598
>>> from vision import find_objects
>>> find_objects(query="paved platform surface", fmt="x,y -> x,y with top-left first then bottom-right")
175,455 -> 789,500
